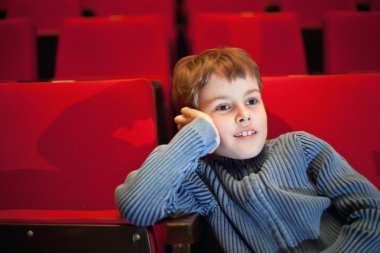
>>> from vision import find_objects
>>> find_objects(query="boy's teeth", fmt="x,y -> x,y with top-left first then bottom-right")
236,130 -> 255,137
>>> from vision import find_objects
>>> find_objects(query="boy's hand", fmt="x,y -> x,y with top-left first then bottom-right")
174,107 -> 220,153
174,107 -> 214,130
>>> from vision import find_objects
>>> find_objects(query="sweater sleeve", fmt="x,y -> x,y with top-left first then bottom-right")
296,132 -> 380,253
115,117 -> 219,226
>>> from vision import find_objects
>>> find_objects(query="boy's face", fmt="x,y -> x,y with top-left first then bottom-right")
199,74 -> 267,160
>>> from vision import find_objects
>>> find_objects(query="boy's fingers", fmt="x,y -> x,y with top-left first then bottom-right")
181,107 -> 200,116
174,115 -> 183,125
181,107 -> 203,120
180,107 -> 192,117
174,115 -> 189,127
175,107 -> 208,130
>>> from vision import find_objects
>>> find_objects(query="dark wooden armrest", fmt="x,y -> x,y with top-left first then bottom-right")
165,214 -> 203,253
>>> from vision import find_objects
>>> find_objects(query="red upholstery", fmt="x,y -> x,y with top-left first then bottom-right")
263,73 -> 380,189
183,0 -> 271,46
183,0 -> 269,45
0,18 -> 37,82
79,0 -> 99,11
94,0 -> 177,55
372,0 -> 380,10
0,78 -> 163,253
183,0 -> 269,16
55,16 -> 172,137
323,11 -> 380,74
0,210 -> 124,224
189,12 -> 307,76
0,0 -> 9,11
279,0 -> 356,28
0,79 -> 157,210
6,0 -> 80,35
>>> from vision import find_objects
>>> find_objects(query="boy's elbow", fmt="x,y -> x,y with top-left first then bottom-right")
115,185 -> 163,226
117,201 -> 162,226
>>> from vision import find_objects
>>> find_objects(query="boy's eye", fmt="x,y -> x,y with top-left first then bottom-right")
216,104 -> 231,111
247,98 -> 258,105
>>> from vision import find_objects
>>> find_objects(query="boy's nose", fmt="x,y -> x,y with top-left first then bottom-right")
236,113 -> 252,125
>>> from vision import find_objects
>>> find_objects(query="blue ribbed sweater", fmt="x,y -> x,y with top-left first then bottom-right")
115,118 -> 380,253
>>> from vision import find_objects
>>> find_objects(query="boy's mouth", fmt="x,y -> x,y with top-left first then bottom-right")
234,130 -> 257,137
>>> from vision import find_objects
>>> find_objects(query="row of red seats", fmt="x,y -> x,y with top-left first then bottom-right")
2,0 -> 380,30
1,0 -> 379,73
0,0 -> 176,46
0,16 -> 175,137
188,11 -> 380,75
182,0 -> 380,27
0,73 -> 379,252
1,10 -> 380,81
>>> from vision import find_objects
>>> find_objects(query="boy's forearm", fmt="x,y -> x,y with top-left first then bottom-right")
115,117 -> 219,226
322,177 -> 380,252
298,132 -> 380,251
322,208 -> 380,253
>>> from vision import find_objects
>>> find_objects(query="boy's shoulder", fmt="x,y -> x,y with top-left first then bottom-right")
268,131 -> 333,160
268,131 -> 319,144
267,131 -> 329,154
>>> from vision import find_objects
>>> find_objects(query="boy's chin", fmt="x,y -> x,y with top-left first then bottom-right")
231,153 -> 260,160
214,148 -> 263,160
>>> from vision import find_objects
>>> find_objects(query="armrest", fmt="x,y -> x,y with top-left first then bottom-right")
165,214 -> 203,253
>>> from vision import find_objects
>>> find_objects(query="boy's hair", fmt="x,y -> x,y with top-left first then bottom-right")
172,47 -> 262,110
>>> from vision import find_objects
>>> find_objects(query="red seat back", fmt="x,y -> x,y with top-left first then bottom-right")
55,16 -> 172,137
323,11 -> 380,73
263,73 -> 380,188
0,79 -> 158,210
372,0 -> 380,10
189,12 -> 307,76
0,18 -> 37,81
279,0 -> 356,28
94,0 -> 177,54
7,0 -> 80,34
183,0 -> 268,15
0,0 -> 10,11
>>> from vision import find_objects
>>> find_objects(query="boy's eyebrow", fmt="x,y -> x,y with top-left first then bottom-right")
202,96 -> 229,107
245,88 -> 261,95
203,88 -> 261,106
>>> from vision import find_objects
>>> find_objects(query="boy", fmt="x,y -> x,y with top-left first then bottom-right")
115,48 -> 380,252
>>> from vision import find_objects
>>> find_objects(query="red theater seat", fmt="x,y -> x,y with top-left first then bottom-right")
183,0 -> 269,16
183,0 -> 271,46
94,0 -> 177,58
188,12 -> 307,76
6,0 -> 80,35
0,79 -> 166,253
55,16 -> 173,138
263,73 -> 380,189
0,0 -> 9,11
323,11 -> 380,73
372,0 -> 380,10
0,18 -> 37,82
80,0 -> 99,12
278,0 -> 356,28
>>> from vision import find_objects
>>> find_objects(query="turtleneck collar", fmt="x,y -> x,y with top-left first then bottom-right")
203,144 -> 269,179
